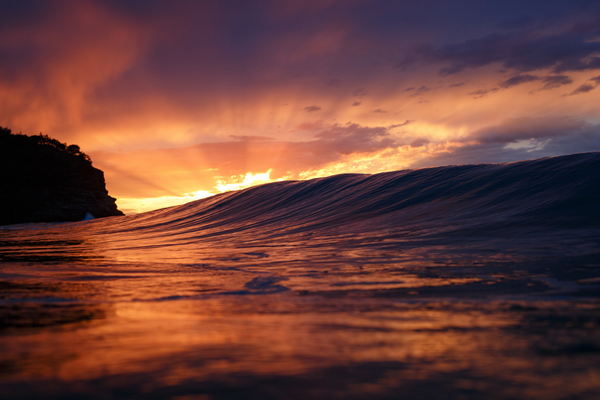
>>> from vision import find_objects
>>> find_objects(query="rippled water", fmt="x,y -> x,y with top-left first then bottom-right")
1,153 -> 599,399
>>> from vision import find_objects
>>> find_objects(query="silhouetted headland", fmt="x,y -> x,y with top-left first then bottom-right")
0,127 -> 123,225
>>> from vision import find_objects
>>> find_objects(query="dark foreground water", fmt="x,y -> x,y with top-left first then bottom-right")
1,153 -> 600,399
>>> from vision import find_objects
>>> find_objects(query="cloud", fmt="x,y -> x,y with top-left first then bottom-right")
303,105 -> 322,112
569,83 -> 597,95
411,118 -> 600,168
398,19 -> 600,76
467,116 -> 589,144
372,108 -> 387,113
496,74 -> 574,92
566,74 -> 600,95
499,74 -> 539,88
539,75 -> 573,90
389,120 -> 412,128
468,87 -> 499,98
409,86 -> 431,97
314,123 -> 388,140
410,137 -> 429,147
1,0 -> 599,209
90,114 -> 599,206
313,123 -> 395,156
486,74 -> 572,92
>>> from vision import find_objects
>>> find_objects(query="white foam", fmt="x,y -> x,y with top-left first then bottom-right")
82,212 -> 95,221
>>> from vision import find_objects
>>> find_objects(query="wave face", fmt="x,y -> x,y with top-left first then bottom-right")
94,151 -> 600,242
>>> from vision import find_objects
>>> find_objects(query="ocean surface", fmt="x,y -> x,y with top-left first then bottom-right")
1,152 -> 599,399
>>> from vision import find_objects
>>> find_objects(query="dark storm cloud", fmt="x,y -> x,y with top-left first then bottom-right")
398,16 -> 600,76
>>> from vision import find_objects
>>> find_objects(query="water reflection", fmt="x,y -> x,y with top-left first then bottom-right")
0,228 -> 100,262
0,302 -> 106,330
1,293 -> 599,399
1,219 -> 599,399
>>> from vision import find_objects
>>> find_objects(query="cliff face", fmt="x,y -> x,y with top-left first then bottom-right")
0,128 -> 124,225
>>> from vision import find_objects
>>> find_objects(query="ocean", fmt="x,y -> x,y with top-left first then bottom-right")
1,152 -> 599,399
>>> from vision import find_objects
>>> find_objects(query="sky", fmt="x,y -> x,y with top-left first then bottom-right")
1,0 -> 600,214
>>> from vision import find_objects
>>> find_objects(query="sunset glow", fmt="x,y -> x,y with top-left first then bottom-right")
2,1 -> 599,213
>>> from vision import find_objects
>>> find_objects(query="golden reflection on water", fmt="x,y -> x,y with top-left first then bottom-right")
2,293 -> 600,399
0,263 -> 600,399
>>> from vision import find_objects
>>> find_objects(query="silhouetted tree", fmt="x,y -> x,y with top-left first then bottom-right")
0,126 -> 92,162
0,126 -> 12,137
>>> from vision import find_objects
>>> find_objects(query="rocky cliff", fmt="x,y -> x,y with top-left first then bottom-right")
0,127 -> 124,225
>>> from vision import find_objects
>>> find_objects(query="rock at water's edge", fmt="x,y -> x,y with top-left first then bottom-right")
0,128 -> 124,225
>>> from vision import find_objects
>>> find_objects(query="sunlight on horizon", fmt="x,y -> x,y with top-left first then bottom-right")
117,189 -> 215,215
117,170 -> 282,214
216,169 -> 279,192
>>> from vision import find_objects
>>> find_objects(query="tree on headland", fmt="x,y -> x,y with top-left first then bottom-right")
0,126 -> 91,162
